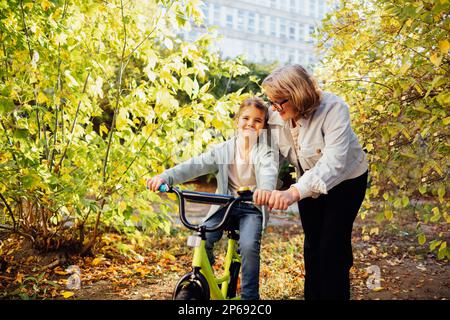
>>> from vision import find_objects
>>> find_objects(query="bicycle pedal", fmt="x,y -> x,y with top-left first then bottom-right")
187,235 -> 202,247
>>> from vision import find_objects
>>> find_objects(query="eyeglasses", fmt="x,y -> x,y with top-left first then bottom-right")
267,99 -> 289,112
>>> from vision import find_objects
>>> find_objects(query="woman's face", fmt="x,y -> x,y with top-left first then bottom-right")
236,105 -> 266,138
266,93 -> 297,121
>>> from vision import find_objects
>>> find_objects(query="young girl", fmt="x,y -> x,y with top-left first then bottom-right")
147,97 -> 278,300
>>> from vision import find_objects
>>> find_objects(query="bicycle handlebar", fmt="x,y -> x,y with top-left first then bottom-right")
158,184 -> 253,232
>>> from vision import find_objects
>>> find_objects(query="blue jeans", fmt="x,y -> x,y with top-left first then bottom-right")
203,203 -> 262,300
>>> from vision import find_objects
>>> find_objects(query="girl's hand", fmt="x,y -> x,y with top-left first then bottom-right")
146,176 -> 167,192
253,189 -> 272,206
267,187 -> 301,211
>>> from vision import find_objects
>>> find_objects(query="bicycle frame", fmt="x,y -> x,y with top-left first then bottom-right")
192,236 -> 241,300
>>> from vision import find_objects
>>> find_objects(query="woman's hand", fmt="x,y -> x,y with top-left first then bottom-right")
268,186 -> 301,211
253,189 -> 272,206
146,176 -> 167,192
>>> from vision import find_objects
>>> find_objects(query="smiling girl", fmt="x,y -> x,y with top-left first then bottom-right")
147,97 -> 278,300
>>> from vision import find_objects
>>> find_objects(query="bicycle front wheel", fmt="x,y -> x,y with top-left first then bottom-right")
173,272 -> 210,300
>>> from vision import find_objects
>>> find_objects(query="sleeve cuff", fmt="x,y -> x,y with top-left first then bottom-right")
293,174 -> 328,200
159,173 -> 174,185
292,181 -> 313,200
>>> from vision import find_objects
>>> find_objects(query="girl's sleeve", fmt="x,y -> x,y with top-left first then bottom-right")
159,147 -> 219,185
256,144 -> 279,191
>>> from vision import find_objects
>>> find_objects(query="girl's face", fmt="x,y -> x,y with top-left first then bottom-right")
236,105 -> 266,138
266,93 -> 298,121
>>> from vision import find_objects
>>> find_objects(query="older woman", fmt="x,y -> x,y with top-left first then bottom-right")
259,64 -> 368,300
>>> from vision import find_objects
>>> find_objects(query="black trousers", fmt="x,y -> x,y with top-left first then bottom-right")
298,170 -> 368,300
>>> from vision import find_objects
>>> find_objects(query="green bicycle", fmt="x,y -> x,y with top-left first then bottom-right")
158,184 -> 253,300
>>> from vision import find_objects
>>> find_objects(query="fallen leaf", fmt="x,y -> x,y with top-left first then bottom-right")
15,273 -> 24,284
61,291 -> 75,298
416,263 -> 427,272
162,252 -> 176,261
92,257 -> 106,266
53,267 -> 67,275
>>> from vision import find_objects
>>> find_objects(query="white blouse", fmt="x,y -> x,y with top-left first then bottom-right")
228,140 -> 257,196
268,92 -> 368,200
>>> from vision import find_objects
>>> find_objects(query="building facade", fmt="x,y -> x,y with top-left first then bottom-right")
186,0 -> 332,67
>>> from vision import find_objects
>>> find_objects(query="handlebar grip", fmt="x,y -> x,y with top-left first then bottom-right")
158,184 -> 170,192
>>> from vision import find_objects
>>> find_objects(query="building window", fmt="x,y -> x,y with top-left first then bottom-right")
298,23 -> 305,41
260,43 -> 266,61
309,0 -> 316,18
289,52 -> 294,63
226,13 -> 233,29
300,52 -> 309,67
289,21 -> 295,40
238,11 -> 245,31
259,14 -> 265,35
248,12 -> 255,33
280,20 -> 286,39
270,0 -> 277,9
213,4 -> 220,25
290,0 -> 296,12
270,16 -> 276,36
280,47 -> 287,62
319,0 -> 325,18
308,24 -> 315,42
270,45 -> 276,61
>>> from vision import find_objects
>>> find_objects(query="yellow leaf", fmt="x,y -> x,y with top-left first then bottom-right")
41,0 -> 52,11
430,53 -> 442,67
372,287 -> 384,292
212,118 -> 225,130
15,273 -> 24,284
399,62 -> 410,74
178,106 -> 193,117
54,269 -> 68,275
384,210 -> 393,220
167,192 -> 177,201
163,252 -> 176,261
118,201 -> 127,215
92,257 -> 105,266
99,124 -> 108,137
439,39 -> 449,55
418,234 -> 426,245
61,291 -> 75,298
37,91 -> 48,104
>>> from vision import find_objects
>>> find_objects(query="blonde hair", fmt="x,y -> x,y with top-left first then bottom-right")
262,64 -> 321,119
235,96 -> 269,127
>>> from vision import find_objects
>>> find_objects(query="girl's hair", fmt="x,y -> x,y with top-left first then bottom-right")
235,96 -> 269,127
262,64 -> 321,119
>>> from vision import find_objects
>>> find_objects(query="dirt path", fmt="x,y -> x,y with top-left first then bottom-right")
1,182 -> 448,300
70,212 -> 449,300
